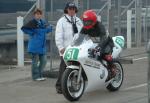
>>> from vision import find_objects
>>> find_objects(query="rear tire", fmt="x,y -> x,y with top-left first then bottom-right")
61,69 -> 85,101
106,61 -> 124,91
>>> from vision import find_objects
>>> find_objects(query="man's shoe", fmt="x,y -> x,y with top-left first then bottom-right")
105,64 -> 117,82
56,88 -> 62,94
34,77 -> 46,81
40,77 -> 46,81
110,64 -> 117,78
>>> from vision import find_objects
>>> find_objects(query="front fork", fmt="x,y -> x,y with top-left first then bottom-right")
77,65 -> 82,84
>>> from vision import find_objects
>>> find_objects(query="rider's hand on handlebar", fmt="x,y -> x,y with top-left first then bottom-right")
88,48 -> 95,58
96,47 -> 101,56
88,47 -> 101,58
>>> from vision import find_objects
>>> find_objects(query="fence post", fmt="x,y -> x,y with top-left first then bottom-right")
147,40 -> 150,103
17,16 -> 24,67
127,10 -> 132,48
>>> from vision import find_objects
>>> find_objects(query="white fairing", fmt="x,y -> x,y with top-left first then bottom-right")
77,39 -> 108,92
82,60 -> 108,92
63,35 -> 124,92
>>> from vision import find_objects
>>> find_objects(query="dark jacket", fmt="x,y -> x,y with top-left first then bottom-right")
21,18 -> 52,54
81,21 -> 114,54
81,21 -> 107,45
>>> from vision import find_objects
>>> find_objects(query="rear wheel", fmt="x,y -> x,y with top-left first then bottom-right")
61,69 -> 85,101
106,61 -> 123,91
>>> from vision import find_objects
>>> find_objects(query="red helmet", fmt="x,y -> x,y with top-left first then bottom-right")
82,10 -> 97,29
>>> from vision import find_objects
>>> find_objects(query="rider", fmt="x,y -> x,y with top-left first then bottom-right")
80,10 -> 115,80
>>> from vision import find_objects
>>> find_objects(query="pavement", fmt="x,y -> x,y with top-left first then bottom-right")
0,46 -> 148,103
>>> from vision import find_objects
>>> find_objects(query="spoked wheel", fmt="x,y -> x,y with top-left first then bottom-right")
106,61 -> 124,91
61,69 -> 85,101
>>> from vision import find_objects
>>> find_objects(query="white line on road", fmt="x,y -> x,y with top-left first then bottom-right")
133,57 -> 147,61
122,83 -> 147,91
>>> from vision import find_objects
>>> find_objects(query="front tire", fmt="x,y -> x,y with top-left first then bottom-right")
106,61 -> 124,91
61,69 -> 85,101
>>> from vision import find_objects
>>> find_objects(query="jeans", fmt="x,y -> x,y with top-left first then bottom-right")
30,53 -> 47,80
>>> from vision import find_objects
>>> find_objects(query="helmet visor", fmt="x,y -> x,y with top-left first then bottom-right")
83,20 -> 93,26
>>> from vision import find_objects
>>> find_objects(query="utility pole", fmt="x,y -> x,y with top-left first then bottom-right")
107,0 -> 111,34
74,0 -> 83,15
145,0 -> 148,42
147,40 -> 150,103
50,0 -> 53,20
87,0 -> 90,9
135,0 -> 142,47
36,0 -> 46,18
107,0 -> 115,37
74,0 -> 79,8
117,0 -> 121,35
97,0 -> 113,36
108,8 -> 114,37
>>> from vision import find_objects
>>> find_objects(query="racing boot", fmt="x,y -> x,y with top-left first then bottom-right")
104,54 -> 117,82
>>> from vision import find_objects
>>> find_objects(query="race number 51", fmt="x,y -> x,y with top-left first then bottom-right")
64,48 -> 79,61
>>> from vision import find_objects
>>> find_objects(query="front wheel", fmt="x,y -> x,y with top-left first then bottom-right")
106,61 -> 124,91
61,69 -> 85,101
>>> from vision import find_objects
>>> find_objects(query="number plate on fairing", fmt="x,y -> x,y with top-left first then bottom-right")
115,37 -> 124,48
64,48 -> 79,61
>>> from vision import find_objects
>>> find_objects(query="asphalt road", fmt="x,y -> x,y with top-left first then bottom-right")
0,49 -> 148,103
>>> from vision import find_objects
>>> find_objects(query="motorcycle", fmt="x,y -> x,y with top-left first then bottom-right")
61,34 -> 125,101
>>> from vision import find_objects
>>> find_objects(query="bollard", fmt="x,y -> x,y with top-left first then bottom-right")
17,16 -> 24,67
127,10 -> 132,48
147,39 -> 150,103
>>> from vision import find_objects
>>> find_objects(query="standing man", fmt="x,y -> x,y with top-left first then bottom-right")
21,9 -> 52,81
55,2 -> 83,93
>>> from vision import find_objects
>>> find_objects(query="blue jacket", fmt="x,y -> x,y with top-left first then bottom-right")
21,19 -> 52,54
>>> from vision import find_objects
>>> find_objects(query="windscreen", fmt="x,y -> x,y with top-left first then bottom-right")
71,34 -> 90,46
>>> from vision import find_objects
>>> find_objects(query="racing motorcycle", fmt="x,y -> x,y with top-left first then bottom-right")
61,34 -> 124,101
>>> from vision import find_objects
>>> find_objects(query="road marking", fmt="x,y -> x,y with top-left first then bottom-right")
133,57 -> 147,61
122,83 -> 147,91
